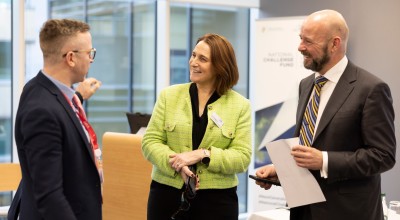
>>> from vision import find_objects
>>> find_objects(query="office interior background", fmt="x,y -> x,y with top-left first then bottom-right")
1,0 -> 399,218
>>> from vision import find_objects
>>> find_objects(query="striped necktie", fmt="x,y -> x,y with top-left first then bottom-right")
299,76 -> 328,146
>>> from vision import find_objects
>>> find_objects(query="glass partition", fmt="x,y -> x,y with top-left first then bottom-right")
0,0 -> 13,207
0,5 -> 12,163
49,0 -> 157,145
170,3 -> 249,97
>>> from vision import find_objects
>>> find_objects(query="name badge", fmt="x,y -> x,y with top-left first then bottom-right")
211,112 -> 224,128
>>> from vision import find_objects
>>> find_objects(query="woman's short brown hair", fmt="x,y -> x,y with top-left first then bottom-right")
196,33 -> 239,95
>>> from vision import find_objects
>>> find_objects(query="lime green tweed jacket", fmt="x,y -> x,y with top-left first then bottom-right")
142,83 -> 252,190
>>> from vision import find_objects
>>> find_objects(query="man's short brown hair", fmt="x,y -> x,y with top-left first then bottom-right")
39,19 -> 90,59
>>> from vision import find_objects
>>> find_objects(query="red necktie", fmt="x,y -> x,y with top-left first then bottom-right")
71,94 -> 104,183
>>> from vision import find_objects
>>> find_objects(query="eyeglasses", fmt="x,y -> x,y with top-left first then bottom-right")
63,48 -> 96,60
171,175 -> 197,219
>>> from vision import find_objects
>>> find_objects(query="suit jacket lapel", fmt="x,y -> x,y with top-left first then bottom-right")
313,62 -> 357,141
37,72 -> 95,162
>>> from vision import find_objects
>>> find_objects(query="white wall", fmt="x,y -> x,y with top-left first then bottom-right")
259,0 -> 400,202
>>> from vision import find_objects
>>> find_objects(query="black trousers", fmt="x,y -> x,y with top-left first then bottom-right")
147,180 -> 238,220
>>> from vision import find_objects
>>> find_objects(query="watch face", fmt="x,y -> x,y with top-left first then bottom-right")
201,156 -> 210,165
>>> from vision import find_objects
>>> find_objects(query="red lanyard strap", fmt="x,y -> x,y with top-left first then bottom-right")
71,95 -> 99,151
63,93 -> 104,183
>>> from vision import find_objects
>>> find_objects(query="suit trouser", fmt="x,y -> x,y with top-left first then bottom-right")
147,180 -> 238,220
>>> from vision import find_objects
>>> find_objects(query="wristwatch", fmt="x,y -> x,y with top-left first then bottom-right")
201,149 -> 210,165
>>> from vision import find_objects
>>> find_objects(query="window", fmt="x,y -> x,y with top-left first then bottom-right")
49,0 -> 157,145
0,0 -> 13,207
170,4 -> 249,97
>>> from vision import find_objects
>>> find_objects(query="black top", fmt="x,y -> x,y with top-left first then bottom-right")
189,83 -> 220,151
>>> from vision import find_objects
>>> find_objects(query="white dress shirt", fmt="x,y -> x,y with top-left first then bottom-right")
310,56 -> 348,178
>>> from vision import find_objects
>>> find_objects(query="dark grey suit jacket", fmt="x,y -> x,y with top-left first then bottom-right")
291,61 -> 396,220
12,71 -> 102,220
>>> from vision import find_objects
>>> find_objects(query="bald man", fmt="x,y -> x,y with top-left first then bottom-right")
255,10 -> 396,220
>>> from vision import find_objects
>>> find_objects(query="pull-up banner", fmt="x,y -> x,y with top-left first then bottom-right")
251,16 -> 311,212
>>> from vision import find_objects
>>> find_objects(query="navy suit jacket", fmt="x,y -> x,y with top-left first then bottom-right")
13,71 -> 102,220
291,61 -> 396,220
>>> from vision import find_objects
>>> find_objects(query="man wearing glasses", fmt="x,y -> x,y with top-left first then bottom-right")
11,19 -> 102,220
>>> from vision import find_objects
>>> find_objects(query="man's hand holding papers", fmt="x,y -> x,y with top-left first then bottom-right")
253,138 -> 326,208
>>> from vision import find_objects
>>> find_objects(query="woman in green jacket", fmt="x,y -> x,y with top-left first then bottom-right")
142,33 -> 252,220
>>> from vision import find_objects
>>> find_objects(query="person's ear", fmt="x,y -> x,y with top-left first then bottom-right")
331,37 -> 341,53
65,52 -> 76,67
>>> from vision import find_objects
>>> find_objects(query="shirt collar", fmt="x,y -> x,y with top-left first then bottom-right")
314,55 -> 348,83
42,70 -> 75,100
